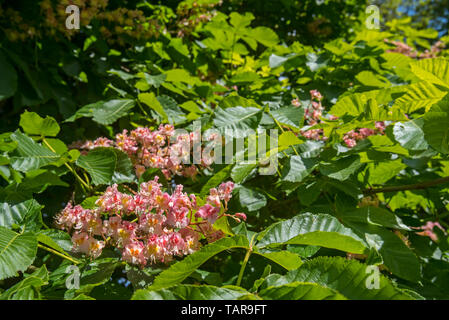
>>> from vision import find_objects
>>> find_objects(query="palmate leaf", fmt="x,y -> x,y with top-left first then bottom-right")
261,257 -> 415,300
0,227 -> 38,280
75,147 -> 116,185
148,236 -> 249,290
259,282 -> 346,300
132,284 -> 255,300
9,131 -> 60,172
256,213 -> 367,254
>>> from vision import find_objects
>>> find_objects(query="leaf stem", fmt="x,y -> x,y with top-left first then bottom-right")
42,138 -> 91,191
269,111 -> 300,157
37,243 -> 80,265
236,234 -> 256,287
363,176 -> 449,195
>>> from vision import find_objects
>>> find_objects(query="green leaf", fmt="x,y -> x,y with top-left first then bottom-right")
149,236 -> 249,290
410,58 -> 449,89
393,82 -> 447,113
64,258 -> 121,299
132,284 -> 253,300
392,119 -> 428,151
262,257 -> 414,300
343,221 -> 421,282
0,265 -> 49,300
91,99 -> 135,125
0,51 -> 17,100
356,71 -> 389,88
157,95 -> 185,124
319,155 -> 363,181
213,107 -> 262,138
281,155 -> 317,183
37,229 -> 72,253
279,131 -> 302,149
138,92 -> 168,120
330,93 -> 366,117
423,95 -> 449,154
0,199 -> 43,232
256,251 -> 302,271
76,147 -> 116,185
231,163 -> 257,184
259,282 -> 346,300
250,27 -> 279,47
0,227 -> 38,280
10,131 -> 60,172
111,149 -> 135,184
19,111 -> 60,137
64,101 -> 103,123
238,186 -> 267,212
341,206 -> 411,231
137,73 -> 166,89
257,213 -> 367,254
271,107 -> 304,130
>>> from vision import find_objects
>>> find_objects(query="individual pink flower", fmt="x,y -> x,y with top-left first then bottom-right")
291,98 -> 301,107
206,188 -> 221,207
414,221 -> 447,242
72,232 -> 105,258
234,213 -> 247,221
122,241 -> 147,266
139,213 -> 165,235
218,181 -> 234,203
195,204 -> 220,224
310,89 -> 323,101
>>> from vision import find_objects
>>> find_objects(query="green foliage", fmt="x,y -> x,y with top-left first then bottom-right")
0,0 -> 448,301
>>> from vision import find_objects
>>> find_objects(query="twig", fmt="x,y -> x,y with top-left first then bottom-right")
363,176 -> 449,195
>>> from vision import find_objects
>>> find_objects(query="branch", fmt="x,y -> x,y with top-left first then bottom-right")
363,176 -> 449,195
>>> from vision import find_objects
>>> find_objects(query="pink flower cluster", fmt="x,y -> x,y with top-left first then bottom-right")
384,39 -> 446,59
413,221 -> 447,242
56,178 -> 245,266
342,121 -> 386,148
297,89 -> 332,141
70,124 -> 201,180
